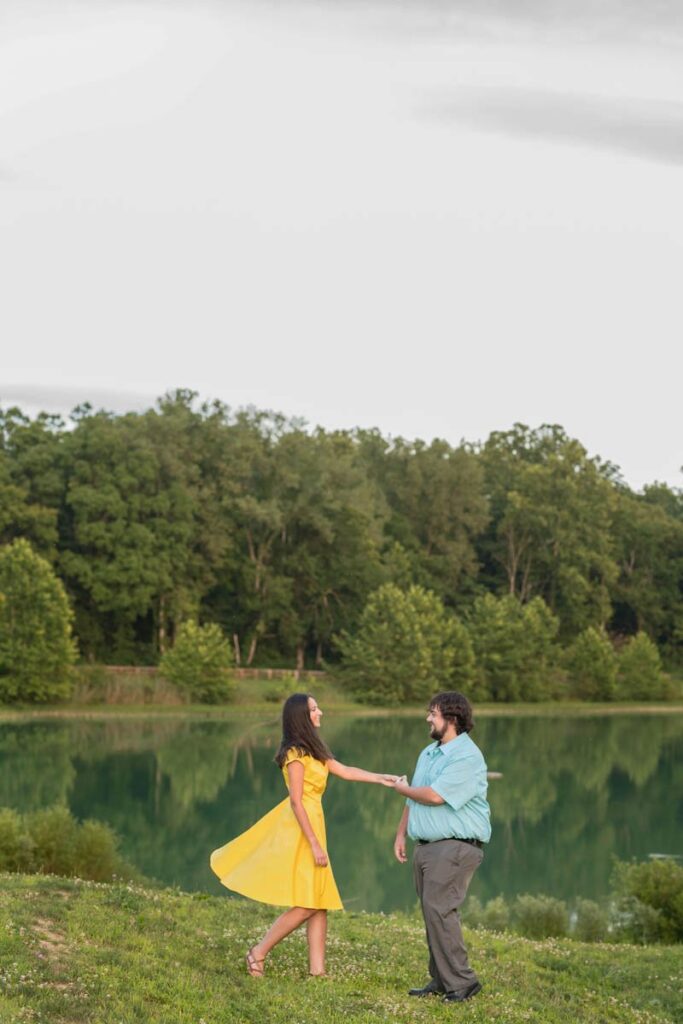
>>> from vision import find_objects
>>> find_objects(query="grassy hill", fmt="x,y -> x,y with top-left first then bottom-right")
0,875 -> 680,1023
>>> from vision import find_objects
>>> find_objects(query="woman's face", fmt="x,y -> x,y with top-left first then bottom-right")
308,696 -> 323,728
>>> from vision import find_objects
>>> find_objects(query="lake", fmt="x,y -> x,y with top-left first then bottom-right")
1,711 -> 681,913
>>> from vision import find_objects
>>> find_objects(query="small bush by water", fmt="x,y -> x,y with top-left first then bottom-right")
612,856 -> 683,943
465,858 -> 683,945
0,806 -> 139,882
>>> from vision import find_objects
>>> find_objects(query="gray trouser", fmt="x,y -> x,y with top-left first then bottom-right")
413,838 -> 484,994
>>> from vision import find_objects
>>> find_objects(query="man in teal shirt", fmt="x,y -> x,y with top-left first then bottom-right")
393,691 -> 490,1003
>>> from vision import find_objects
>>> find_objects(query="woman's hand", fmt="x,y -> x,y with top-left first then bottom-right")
378,773 -> 400,787
310,840 -> 329,867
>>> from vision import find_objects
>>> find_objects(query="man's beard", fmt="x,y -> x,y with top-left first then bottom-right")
430,724 -> 446,742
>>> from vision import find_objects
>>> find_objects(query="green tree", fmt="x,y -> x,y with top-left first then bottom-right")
335,583 -> 475,704
467,593 -> 560,701
0,407 -> 60,557
275,430 -> 384,668
616,632 -> 670,700
59,394 -> 234,661
159,619 -> 235,703
609,485 -> 683,662
477,425 -> 618,638
355,432 -> 488,607
0,538 -> 77,702
214,411 -> 300,667
563,627 -> 617,701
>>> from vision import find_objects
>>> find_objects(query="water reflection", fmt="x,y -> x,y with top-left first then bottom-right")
0,712 -> 681,912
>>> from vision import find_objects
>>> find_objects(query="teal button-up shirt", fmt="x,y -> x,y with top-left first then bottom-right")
407,732 -> 491,843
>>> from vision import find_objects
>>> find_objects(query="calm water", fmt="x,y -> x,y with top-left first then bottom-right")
1,712 -> 681,912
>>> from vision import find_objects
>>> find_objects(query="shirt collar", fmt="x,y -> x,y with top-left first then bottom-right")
426,733 -> 467,758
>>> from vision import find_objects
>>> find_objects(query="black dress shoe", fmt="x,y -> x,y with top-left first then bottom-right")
442,981 -> 482,1003
408,983 -> 445,997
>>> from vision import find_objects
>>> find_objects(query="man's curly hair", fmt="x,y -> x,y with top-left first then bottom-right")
429,692 -> 474,734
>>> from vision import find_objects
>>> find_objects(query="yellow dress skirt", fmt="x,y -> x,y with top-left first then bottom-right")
210,750 -> 343,911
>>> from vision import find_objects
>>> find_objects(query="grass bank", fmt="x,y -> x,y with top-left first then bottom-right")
1,698 -> 683,723
0,875 -> 680,1024
0,666 -> 681,719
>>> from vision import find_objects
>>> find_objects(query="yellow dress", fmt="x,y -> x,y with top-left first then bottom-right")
210,750 -> 343,911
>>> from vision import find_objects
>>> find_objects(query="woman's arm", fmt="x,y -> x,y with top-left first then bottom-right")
287,760 -> 328,866
327,759 -> 398,786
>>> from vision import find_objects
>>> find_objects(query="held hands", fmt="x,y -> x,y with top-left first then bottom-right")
393,775 -> 408,791
310,840 -> 328,867
378,773 -> 401,787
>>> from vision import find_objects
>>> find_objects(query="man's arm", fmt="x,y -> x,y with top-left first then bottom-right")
393,778 -> 445,806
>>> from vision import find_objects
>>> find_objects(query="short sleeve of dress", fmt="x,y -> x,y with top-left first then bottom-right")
283,748 -> 307,769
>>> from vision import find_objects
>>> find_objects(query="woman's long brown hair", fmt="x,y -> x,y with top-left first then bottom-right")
275,693 -> 332,767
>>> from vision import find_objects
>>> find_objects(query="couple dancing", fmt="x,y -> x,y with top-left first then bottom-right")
210,690 -> 491,1004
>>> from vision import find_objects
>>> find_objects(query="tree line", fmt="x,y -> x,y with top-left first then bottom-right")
1,391 -> 681,676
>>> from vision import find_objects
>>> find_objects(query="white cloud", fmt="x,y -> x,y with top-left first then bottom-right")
0,0 -> 681,490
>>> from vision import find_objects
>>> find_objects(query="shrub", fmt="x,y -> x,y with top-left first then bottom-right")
513,893 -> 568,938
467,595 -> 560,702
464,895 -> 510,932
26,806 -> 79,875
263,675 -> 299,703
612,896 -> 666,945
464,894 -> 483,928
159,620 -> 235,704
481,895 -> 510,932
0,538 -> 78,703
0,807 -> 31,871
74,820 -> 131,882
615,633 -> 670,701
0,804 -> 138,881
611,857 -> 683,943
574,898 -> 609,942
563,627 -> 617,701
335,584 -> 475,704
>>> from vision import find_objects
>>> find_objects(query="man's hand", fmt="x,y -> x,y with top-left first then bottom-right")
394,833 -> 407,864
393,775 -> 408,793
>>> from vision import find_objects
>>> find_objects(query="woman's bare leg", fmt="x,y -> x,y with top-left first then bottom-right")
250,907 -> 316,966
306,910 -> 327,975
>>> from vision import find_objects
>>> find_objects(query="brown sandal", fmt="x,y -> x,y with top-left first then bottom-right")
246,947 -> 265,978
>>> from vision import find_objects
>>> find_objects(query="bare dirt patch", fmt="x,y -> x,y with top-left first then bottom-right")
33,917 -> 67,964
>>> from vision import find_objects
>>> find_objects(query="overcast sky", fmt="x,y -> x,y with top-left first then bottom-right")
1,0 -> 682,490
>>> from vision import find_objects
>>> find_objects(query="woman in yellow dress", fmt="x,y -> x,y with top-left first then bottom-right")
210,692 -> 398,977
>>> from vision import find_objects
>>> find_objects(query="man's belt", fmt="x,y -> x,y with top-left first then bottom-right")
416,837 -> 484,849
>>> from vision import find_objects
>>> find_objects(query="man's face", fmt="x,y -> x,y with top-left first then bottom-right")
426,705 -> 447,742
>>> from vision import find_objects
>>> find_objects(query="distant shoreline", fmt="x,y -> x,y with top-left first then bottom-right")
2,701 -> 683,723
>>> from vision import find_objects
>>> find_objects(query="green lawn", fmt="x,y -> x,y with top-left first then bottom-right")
0,875 -> 680,1024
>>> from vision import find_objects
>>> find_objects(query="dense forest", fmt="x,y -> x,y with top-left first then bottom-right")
1,391 -> 681,670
